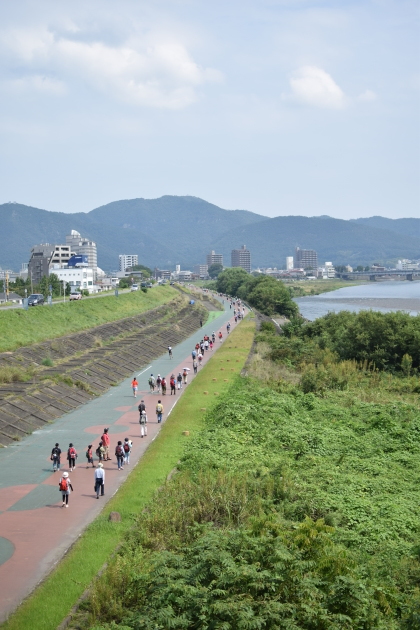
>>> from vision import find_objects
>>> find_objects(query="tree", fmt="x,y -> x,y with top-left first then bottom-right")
119,279 -> 129,289
216,268 -> 249,296
356,266 -> 364,272
208,263 -> 223,279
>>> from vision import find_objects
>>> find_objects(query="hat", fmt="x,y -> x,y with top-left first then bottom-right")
97,462 -> 103,468
62,472 -> 69,478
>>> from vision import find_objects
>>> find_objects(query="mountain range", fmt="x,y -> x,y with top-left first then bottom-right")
0,196 -> 419,271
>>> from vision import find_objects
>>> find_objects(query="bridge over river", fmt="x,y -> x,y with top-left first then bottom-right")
336,270 -> 420,282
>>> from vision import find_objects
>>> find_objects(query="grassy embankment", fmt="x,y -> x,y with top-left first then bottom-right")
288,278 -> 368,297
1,318 -> 255,630
77,317 -> 419,629
0,286 -> 177,353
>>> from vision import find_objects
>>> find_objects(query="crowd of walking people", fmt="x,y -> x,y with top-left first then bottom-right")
50,293 -> 245,508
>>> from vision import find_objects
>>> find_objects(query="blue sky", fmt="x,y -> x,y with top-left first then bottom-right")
0,0 -> 418,218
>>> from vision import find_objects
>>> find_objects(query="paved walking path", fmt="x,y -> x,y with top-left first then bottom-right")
0,295 -> 242,621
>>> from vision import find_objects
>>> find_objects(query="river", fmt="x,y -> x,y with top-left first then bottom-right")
294,280 -> 420,321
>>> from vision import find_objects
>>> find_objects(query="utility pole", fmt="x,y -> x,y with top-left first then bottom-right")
5,272 -> 9,302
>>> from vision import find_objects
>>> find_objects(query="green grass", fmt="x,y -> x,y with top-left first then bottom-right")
206,310 -> 223,324
0,286 -> 177,353
288,279 -> 368,297
1,318 -> 255,630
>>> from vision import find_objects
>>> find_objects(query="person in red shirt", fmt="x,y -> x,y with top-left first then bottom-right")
131,377 -> 138,398
101,428 -> 111,460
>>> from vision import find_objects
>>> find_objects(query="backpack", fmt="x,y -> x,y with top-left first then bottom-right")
156,404 -> 163,413
170,378 -> 175,387
95,446 -> 101,457
139,413 -> 146,425
69,447 -> 76,458
59,478 -> 68,492
86,449 -> 91,459
123,442 -> 130,452
183,370 -> 187,376
116,445 -> 123,456
148,377 -> 155,386
52,448 -> 59,459
156,376 -> 162,385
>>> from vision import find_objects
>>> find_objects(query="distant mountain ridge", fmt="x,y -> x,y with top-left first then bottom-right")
0,196 -> 418,271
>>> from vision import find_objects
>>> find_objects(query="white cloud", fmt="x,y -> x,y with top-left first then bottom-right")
9,75 -> 67,95
0,27 -> 222,109
289,65 -> 345,109
358,89 -> 377,102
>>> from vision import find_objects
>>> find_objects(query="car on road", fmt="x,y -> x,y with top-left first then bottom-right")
69,291 -> 82,301
131,284 -> 139,291
27,294 -> 44,306
147,283 -> 153,288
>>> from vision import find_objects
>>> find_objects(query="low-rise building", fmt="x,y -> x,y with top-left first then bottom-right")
0,292 -> 23,304
319,262 -> 336,279
154,268 -> 172,281
396,259 -> 419,271
53,267 -> 95,292
194,264 -> 209,279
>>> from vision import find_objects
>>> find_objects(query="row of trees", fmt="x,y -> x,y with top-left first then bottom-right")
1,274 -> 72,298
216,268 -> 298,318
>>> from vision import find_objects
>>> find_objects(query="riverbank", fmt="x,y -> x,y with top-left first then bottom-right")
0,315 -> 254,630
77,312 -> 420,629
295,280 -> 420,320
288,278 -> 368,297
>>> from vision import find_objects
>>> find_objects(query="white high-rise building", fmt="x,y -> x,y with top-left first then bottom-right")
66,230 -> 97,278
119,254 -> 139,271
286,256 -> 293,270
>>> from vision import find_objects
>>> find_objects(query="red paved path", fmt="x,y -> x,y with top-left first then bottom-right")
0,304 -> 243,621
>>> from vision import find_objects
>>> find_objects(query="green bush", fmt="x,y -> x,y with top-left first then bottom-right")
216,270 -> 298,318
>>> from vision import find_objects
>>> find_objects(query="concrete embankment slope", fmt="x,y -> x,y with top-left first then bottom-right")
0,296 -> 212,446
0,295 -> 234,624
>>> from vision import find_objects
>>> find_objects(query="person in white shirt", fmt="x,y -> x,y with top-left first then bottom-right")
94,462 -> 105,498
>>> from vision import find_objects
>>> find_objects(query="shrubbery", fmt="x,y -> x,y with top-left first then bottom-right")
302,310 -> 420,372
216,269 -> 298,318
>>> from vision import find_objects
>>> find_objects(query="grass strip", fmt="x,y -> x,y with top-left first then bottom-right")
1,318 -> 255,630
0,286 -> 176,353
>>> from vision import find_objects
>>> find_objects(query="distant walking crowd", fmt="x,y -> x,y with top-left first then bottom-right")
50,292 -> 245,509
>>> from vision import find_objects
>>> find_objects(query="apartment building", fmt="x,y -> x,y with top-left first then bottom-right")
206,250 -> 223,267
231,245 -> 251,273
119,254 -> 139,271
294,247 -> 318,270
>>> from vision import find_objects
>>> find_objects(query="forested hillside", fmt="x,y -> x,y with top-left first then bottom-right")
0,197 -> 418,271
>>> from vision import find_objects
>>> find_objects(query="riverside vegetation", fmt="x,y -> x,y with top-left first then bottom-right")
75,309 -> 419,629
